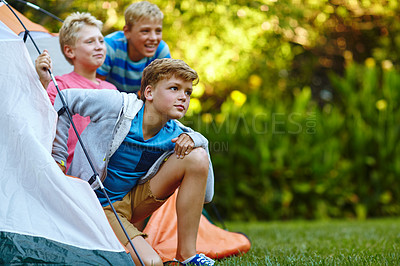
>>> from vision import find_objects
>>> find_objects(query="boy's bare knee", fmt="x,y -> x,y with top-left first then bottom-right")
187,147 -> 207,161
185,147 -> 208,171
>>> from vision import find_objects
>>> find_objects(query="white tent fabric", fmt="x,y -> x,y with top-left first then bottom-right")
0,21 -> 132,263
0,2 -> 73,76
24,33 -> 74,77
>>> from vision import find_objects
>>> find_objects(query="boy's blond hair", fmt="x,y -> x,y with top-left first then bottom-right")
59,12 -> 103,65
140,58 -> 199,101
124,1 -> 164,30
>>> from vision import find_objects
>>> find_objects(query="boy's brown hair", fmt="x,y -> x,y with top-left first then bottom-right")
140,58 -> 199,101
124,1 -> 164,30
59,12 -> 103,65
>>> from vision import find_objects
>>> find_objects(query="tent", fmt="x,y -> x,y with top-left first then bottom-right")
0,7 -> 133,264
0,2 -> 250,263
0,2 -> 73,76
144,190 -> 251,262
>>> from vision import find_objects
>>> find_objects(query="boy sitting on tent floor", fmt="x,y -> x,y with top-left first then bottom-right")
35,12 -> 117,172
48,58 -> 215,266
96,1 -> 171,94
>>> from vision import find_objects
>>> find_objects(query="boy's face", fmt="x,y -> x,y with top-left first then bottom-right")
145,75 -> 193,121
124,18 -> 163,62
65,25 -> 106,70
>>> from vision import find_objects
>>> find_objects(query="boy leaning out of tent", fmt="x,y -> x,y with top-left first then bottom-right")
35,12 -> 117,172
36,56 -> 215,266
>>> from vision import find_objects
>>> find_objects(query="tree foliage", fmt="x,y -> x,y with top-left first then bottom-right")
14,0 -> 400,108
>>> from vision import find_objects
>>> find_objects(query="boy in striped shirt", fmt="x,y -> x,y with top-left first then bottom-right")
97,1 -> 171,94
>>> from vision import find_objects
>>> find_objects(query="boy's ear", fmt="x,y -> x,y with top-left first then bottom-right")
144,85 -> 154,101
64,45 -> 75,60
123,25 -> 130,37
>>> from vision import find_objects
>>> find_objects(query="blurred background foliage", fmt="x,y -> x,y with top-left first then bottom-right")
12,0 -> 400,220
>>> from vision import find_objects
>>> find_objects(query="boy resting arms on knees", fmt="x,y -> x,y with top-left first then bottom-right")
52,58 -> 214,266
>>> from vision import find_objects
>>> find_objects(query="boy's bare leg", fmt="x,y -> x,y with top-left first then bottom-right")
174,149 -> 208,261
131,147 -> 209,261
126,236 -> 163,266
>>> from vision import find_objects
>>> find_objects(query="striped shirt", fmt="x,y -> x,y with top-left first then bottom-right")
97,31 -> 171,93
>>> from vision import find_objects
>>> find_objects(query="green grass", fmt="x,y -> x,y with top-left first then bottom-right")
215,217 -> 400,265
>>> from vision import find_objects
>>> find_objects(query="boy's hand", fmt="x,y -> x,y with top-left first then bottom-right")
172,134 -> 194,159
35,49 -> 52,89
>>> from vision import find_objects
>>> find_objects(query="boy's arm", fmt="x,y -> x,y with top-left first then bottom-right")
171,134 -> 194,159
53,89 -> 123,122
52,89 -> 123,167
35,50 -> 52,89
173,120 -> 210,151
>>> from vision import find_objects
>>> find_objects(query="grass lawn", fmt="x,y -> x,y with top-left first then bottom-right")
215,217 -> 400,265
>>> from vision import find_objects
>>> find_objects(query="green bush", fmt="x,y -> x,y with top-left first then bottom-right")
186,60 -> 400,221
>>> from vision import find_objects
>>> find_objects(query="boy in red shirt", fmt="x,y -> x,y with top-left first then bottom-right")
35,12 -> 117,171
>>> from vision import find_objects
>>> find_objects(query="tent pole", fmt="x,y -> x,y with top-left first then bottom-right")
11,0 -> 64,22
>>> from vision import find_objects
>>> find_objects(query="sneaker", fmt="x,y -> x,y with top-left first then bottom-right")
175,254 -> 215,266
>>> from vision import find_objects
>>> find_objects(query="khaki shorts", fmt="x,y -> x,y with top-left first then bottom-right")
103,180 -> 166,246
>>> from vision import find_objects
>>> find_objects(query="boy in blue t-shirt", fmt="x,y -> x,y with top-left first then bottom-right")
96,1 -> 171,94
52,58 -> 214,266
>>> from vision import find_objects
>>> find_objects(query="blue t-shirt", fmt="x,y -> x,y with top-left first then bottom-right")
96,31 -> 171,94
96,106 -> 183,206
